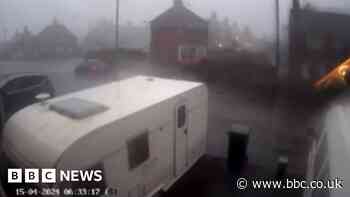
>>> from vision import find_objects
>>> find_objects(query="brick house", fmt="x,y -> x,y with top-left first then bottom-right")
150,0 -> 208,64
289,0 -> 350,80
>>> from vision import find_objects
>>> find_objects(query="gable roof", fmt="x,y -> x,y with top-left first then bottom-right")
151,3 -> 208,29
37,21 -> 77,45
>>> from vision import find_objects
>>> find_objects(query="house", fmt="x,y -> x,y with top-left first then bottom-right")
0,41 -> 14,59
36,19 -> 79,58
289,0 -> 350,80
150,0 -> 208,64
0,19 -> 79,60
4,27 -> 37,59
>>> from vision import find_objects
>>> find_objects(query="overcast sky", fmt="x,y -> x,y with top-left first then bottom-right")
1,0 -> 350,40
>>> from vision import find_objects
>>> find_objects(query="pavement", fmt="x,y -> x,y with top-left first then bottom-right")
0,58 -> 312,197
164,156 -> 304,197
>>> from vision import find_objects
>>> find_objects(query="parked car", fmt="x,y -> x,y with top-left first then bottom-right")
0,73 -> 55,121
75,59 -> 111,75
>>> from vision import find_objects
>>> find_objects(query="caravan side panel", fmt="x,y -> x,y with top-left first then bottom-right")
102,95 -> 177,197
102,85 -> 207,197
185,85 -> 208,167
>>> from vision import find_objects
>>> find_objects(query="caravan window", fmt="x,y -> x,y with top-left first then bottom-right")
177,105 -> 186,128
127,132 -> 150,170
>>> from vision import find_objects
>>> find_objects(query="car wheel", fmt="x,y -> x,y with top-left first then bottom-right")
44,80 -> 56,98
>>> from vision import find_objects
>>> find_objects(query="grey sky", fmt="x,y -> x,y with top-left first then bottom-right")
1,0 -> 350,40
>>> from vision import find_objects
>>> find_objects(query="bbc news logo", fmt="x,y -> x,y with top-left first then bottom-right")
8,169 -> 56,183
8,169 -> 103,183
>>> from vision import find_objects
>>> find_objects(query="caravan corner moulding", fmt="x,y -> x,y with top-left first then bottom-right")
1,75 -> 208,197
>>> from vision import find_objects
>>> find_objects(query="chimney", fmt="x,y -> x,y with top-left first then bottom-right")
53,17 -> 59,25
174,0 -> 184,7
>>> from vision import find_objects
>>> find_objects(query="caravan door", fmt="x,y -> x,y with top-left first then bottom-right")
174,102 -> 189,176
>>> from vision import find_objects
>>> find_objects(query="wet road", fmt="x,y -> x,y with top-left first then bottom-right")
0,58 -> 117,96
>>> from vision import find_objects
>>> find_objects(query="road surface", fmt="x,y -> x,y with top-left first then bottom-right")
0,58 -> 118,96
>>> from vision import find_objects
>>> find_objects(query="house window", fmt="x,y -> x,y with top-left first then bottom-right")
307,36 -> 323,51
178,45 -> 196,61
178,45 -> 207,62
127,132 -> 150,170
177,105 -> 186,128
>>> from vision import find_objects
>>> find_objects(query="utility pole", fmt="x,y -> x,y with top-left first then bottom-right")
1,28 -> 5,41
275,0 -> 280,68
115,0 -> 120,51
271,0 -> 281,164
4,27 -> 7,41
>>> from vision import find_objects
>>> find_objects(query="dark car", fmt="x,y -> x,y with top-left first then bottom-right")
0,73 -> 55,121
75,59 -> 111,75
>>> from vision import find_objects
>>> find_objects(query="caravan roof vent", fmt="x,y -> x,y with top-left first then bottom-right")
50,98 -> 108,119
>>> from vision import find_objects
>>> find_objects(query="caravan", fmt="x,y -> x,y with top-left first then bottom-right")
1,76 -> 208,197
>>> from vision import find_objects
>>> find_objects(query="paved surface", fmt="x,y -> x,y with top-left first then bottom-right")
164,156 -> 303,197
0,58 -> 113,95
0,58 -> 310,197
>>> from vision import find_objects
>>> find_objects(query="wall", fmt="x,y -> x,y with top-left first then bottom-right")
151,27 -> 208,63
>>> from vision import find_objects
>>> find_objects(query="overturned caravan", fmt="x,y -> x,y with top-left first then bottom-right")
1,76 -> 208,197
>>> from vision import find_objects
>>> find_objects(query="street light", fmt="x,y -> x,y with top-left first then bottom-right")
116,0 -> 120,51
275,0 -> 280,68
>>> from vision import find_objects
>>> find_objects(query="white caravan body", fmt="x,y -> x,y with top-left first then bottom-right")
2,76 -> 208,197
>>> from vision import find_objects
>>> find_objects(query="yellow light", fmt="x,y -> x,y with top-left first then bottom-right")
338,65 -> 348,77
314,58 -> 350,90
